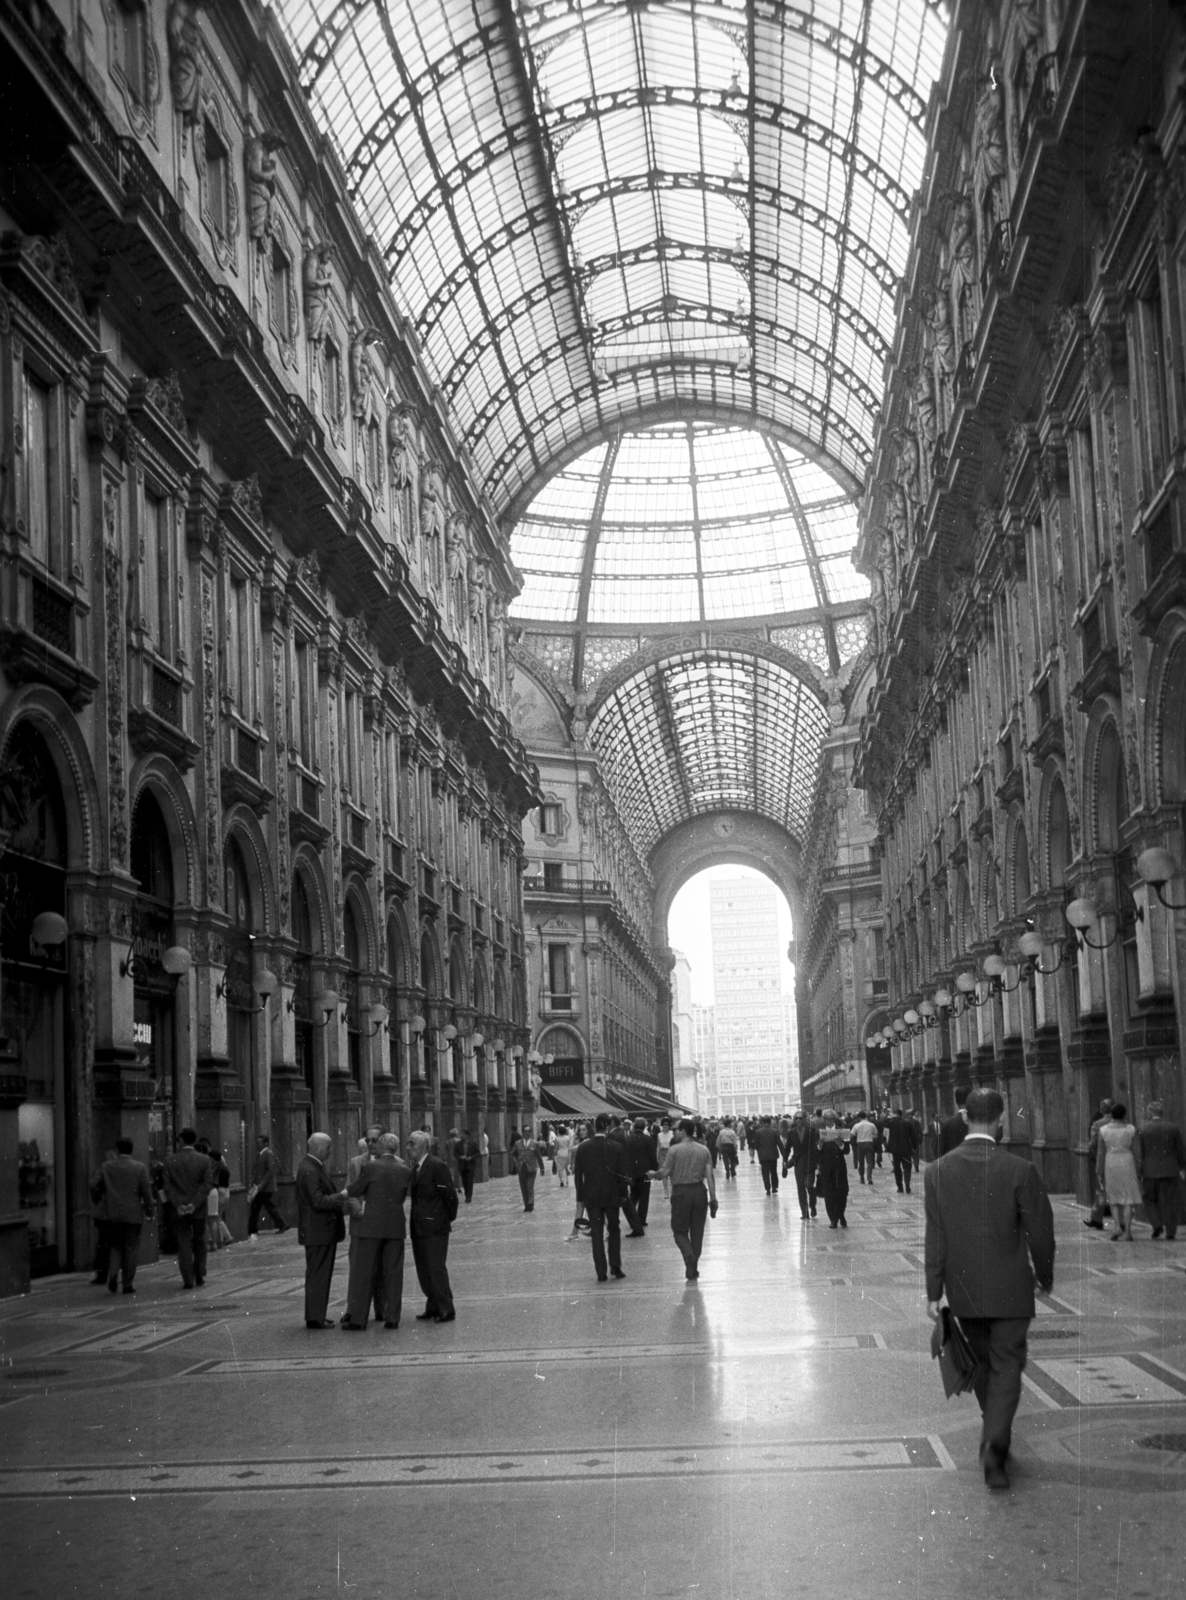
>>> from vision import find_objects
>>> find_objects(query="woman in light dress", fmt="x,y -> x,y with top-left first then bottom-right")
552,1123 -> 573,1187
1098,1102 -> 1143,1241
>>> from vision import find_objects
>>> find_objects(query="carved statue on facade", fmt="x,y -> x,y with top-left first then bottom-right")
166,1 -> 202,128
387,404 -> 414,488
302,241 -> 334,344
487,589 -> 507,687
421,464 -> 447,549
895,427 -> 922,516
467,556 -> 487,621
947,191 -> 977,309
926,281 -> 958,375
877,527 -> 899,609
247,131 -> 285,245
972,70 -> 1008,217
445,515 -> 467,584
912,361 -> 937,447
869,564 -> 889,655
349,324 -> 382,423
884,481 -> 910,560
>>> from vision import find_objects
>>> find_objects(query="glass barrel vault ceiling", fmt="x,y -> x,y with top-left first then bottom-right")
511,421 -> 867,626
272,0 -> 948,519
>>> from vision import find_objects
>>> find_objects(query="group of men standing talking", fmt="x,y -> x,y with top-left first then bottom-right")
295,1129 -> 458,1331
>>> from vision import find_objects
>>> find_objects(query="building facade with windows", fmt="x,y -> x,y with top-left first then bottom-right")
512,654 -> 674,1116
669,950 -> 700,1112
855,0 -> 1186,1196
0,0 -> 538,1294
707,877 -> 798,1120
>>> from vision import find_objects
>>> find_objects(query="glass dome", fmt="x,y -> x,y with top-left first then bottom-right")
511,423 -> 866,627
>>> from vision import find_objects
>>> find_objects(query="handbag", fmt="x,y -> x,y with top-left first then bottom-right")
930,1307 -> 982,1398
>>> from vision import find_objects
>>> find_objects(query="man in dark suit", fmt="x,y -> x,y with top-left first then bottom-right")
937,1087 -> 970,1155
453,1128 -> 481,1203
783,1112 -> 819,1219
407,1130 -> 459,1321
627,1117 -> 658,1226
296,1131 -> 348,1328
572,1112 -> 630,1281
752,1115 -> 782,1193
163,1127 -> 214,1290
90,1138 -> 155,1293
925,1087 -> 1055,1490
247,1134 -> 288,1237
342,1133 -> 412,1329
1139,1101 -> 1186,1240
885,1109 -> 921,1193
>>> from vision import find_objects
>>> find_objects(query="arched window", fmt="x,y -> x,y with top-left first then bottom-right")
1046,777 -> 1070,887
1009,818 -> 1031,918
539,1025 -> 584,1085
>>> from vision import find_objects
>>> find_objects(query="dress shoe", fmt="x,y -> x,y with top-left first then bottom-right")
340,1321 -> 364,1332
685,1269 -> 699,1280
434,1311 -> 456,1322
416,1310 -> 438,1321
340,1315 -> 357,1327
596,1274 -> 608,1282
627,1230 -> 646,1238
305,1319 -> 335,1329
384,1321 -> 399,1329
1152,1227 -> 1165,1239
107,1279 -> 118,1293
194,1276 -> 205,1286
981,1446 -> 1009,1490
610,1269 -> 626,1279
123,1284 -> 135,1294
839,1217 -> 848,1228
1083,1218 -> 1104,1230
830,1221 -> 839,1229
90,1275 -> 106,1286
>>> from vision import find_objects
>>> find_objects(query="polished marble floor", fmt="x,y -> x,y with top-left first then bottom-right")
3,1157 -> 1186,1598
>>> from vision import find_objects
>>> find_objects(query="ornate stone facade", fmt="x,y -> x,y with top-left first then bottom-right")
854,0 -> 1186,1195
0,0 -> 538,1293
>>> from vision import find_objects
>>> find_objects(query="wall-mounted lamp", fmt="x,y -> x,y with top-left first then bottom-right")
1137,847 -> 1186,910
31,911 -> 68,950
511,1045 -> 524,1061
1017,926 -> 1078,976
120,943 -> 191,982
409,1013 -> 427,1035
471,1031 -> 485,1050
1065,891 -> 1142,951
362,1003 -> 390,1039
543,1053 -> 555,1066
981,951 -> 1023,994
493,1036 -> 506,1053
443,1023 -> 458,1042
217,966 -> 278,1013
309,986 -> 339,1027
527,1049 -> 542,1065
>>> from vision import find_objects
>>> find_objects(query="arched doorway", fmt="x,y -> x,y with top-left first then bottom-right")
130,790 -> 178,1166
537,1024 -> 584,1086
0,725 -> 69,1275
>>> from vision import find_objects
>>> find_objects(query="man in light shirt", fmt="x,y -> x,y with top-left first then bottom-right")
652,1120 -> 718,1281
851,1111 -> 879,1184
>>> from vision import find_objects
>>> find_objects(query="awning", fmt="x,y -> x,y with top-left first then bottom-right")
607,1087 -> 692,1118
537,1083 -> 620,1120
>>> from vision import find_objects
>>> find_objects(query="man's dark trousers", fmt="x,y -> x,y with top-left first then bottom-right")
794,1171 -> 816,1217
1145,1176 -> 1182,1239
584,1201 -> 622,1278
248,1189 -> 287,1233
412,1234 -> 454,1316
106,1221 -> 142,1288
175,1213 -> 207,1287
303,1238 -> 337,1324
670,1183 -> 708,1272
759,1157 -> 779,1193
457,1162 -> 476,1203
856,1146 -> 876,1182
348,1237 -> 404,1327
631,1175 -> 651,1227
892,1153 -> 913,1192
518,1164 -> 537,1210
959,1317 -> 1029,1458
